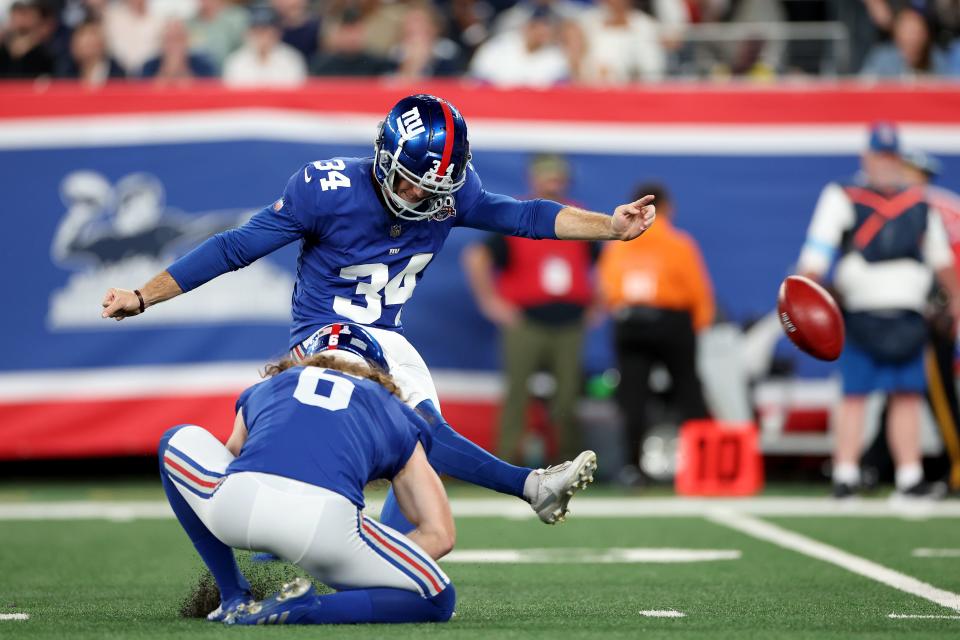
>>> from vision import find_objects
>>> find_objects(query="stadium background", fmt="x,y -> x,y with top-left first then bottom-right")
1,80 -> 959,463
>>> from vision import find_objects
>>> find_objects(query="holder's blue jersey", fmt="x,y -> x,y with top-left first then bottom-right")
166,157 -> 563,348
226,365 -> 430,508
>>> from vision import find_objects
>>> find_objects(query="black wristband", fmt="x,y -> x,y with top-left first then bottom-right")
134,289 -> 145,314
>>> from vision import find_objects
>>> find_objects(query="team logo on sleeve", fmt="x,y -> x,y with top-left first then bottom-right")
273,198 -> 284,212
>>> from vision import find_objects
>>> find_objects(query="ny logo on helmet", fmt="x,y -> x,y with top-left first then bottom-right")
397,107 -> 426,142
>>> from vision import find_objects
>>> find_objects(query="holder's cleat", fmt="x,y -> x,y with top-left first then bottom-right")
209,592 -> 254,622
224,578 -> 316,626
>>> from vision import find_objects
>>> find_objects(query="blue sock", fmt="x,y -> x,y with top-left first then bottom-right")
417,400 -> 530,498
159,426 -> 250,603
379,486 -> 415,533
298,585 -> 455,624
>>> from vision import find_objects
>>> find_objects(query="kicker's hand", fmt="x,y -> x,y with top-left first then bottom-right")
101,288 -> 143,320
611,195 -> 656,241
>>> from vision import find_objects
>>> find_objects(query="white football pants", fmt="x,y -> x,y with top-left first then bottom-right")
162,424 -> 450,598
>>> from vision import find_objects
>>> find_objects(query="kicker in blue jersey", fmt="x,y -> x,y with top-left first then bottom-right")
166,156 -> 564,347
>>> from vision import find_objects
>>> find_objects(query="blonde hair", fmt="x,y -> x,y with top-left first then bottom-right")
263,353 -> 404,400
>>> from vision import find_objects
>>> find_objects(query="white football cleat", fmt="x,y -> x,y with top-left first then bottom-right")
529,450 -> 597,524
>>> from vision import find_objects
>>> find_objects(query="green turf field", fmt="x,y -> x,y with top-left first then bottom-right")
2,488 -> 960,639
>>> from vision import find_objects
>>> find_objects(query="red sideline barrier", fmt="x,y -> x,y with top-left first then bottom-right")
0,394 -> 497,460
1,79 -> 960,123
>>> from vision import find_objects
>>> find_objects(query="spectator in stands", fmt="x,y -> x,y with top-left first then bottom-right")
0,0 -> 55,78
61,0 -> 109,31
223,4 -> 306,86
320,0 -> 405,60
798,123 -> 959,500
636,0 -> 690,51
470,5 -> 569,87
391,0 -> 464,78
491,0 -> 585,35
861,6 -> 949,77
578,0 -> 665,84
142,18 -> 215,81
444,0 -> 491,57
188,0 -> 248,71
272,0 -> 320,61
462,154 -> 595,465
103,0 -> 163,75
597,182 -> 714,485
311,5 -> 393,76
56,17 -> 124,83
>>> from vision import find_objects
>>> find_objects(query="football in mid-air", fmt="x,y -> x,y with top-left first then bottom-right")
777,275 -> 844,361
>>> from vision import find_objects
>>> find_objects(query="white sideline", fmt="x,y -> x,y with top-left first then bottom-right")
708,511 -> 960,612
888,613 -> 960,619
3,497 -> 960,521
442,548 -> 740,564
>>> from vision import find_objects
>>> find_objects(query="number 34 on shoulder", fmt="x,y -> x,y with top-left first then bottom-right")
306,160 -> 352,192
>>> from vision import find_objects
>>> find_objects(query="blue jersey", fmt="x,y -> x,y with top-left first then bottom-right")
166,157 -> 564,347
226,365 -> 430,508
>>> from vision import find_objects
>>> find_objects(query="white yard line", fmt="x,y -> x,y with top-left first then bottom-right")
0,613 -> 29,621
443,548 -> 740,564
708,510 -> 960,612
888,613 -> 960,619
2,497 -> 960,521
638,610 -> 686,618
913,549 -> 960,558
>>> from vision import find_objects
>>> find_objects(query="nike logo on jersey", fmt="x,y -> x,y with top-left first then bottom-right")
304,167 -> 312,183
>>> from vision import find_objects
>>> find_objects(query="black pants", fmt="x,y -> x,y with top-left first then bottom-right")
613,307 -> 710,467
926,315 -> 960,491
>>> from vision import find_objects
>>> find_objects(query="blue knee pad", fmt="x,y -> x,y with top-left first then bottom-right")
430,583 -> 456,622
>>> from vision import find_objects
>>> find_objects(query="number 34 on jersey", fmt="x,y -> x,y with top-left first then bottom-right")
306,159 -> 351,192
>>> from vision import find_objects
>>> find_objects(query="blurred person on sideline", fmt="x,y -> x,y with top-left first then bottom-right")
272,0 -> 320,61
103,0 -> 163,75
470,5 -> 569,87
902,150 -> 960,492
462,154 -> 596,465
141,18 -> 216,81
797,123 -> 959,500
222,4 -> 306,87
188,0 -> 247,71
597,182 -> 714,486
55,17 -> 124,83
390,1 -> 464,79
861,6 -> 949,78
0,0 -> 55,77
577,0 -> 665,84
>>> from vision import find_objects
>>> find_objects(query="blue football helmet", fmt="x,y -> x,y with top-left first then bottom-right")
374,94 -> 471,221
298,323 -> 390,372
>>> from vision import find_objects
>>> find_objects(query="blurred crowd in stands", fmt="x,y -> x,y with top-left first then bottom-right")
2,0 -> 960,85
